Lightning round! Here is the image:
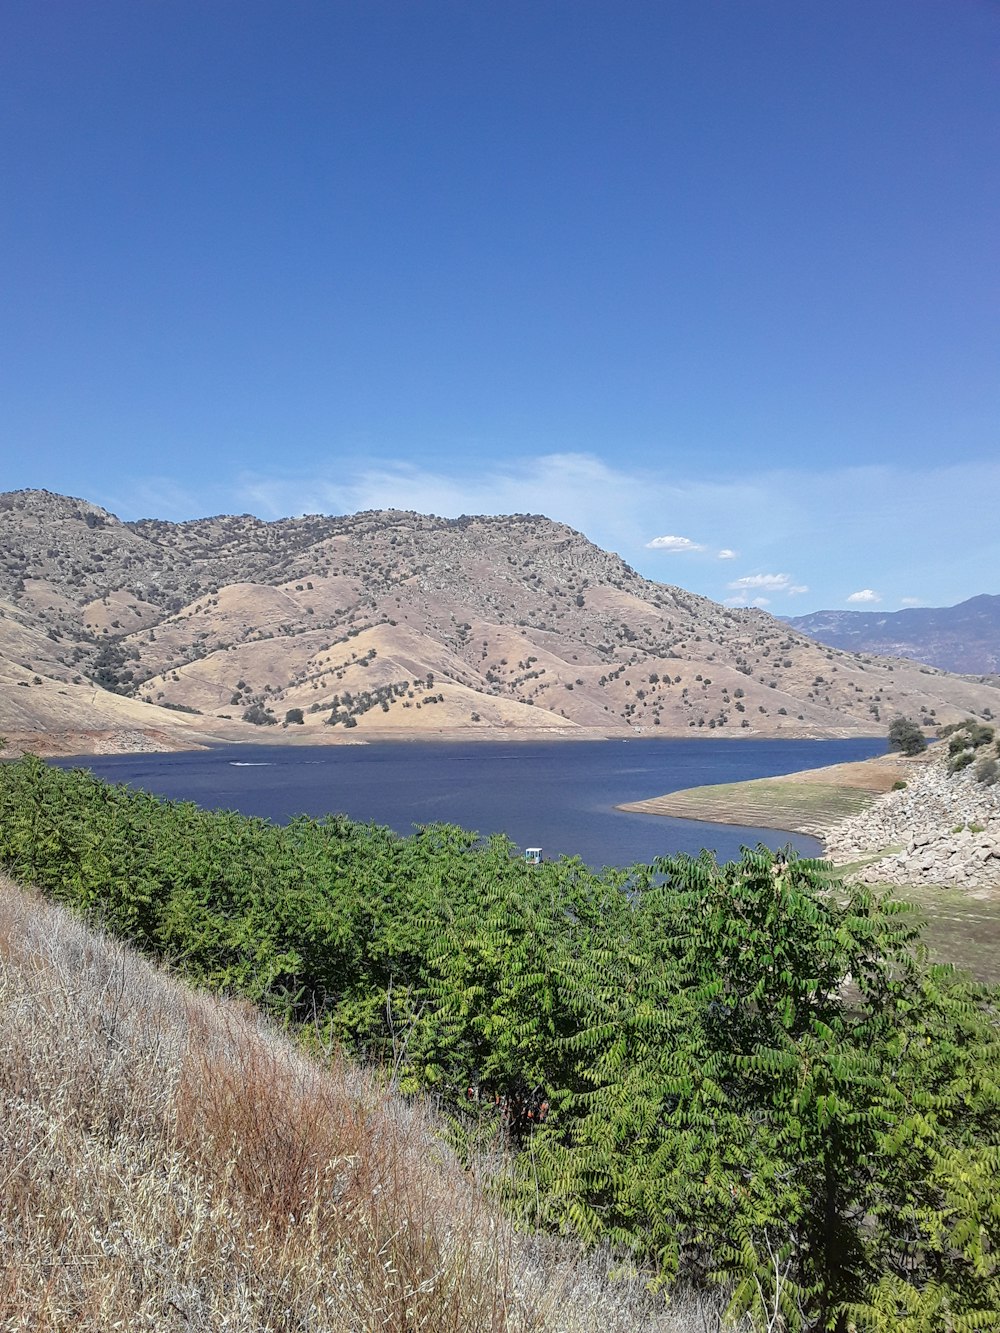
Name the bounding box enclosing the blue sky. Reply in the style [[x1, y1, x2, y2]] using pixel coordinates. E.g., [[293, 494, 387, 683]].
[[2, 1, 997, 614]]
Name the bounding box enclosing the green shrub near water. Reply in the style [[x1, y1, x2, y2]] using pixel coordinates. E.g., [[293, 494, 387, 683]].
[[887, 717, 927, 756], [0, 754, 998, 1331]]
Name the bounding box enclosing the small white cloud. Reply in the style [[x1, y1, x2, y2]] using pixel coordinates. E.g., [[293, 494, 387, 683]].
[[726, 572, 807, 601], [899, 596, 921, 607], [717, 548, 738, 560], [645, 534, 706, 553], [728, 573, 794, 592], [847, 589, 881, 604]]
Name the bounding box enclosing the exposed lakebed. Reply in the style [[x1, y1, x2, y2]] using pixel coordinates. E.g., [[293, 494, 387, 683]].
[[55, 737, 885, 869]]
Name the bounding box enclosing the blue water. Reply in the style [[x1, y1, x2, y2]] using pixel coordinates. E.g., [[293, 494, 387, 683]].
[[54, 737, 885, 871]]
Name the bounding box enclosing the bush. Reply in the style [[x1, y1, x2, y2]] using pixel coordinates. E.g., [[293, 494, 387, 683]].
[[940, 719, 995, 749], [242, 703, 277, 726]]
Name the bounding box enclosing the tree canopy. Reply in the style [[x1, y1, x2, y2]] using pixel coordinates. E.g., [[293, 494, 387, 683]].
[[888, 715, 928, 756]]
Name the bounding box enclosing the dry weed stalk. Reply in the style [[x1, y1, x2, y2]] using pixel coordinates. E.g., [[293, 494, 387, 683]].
[[0, 874, 738, 1331]]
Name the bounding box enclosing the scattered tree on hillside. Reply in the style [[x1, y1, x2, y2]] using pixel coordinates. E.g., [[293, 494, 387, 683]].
[[242, 703, 277, 726]]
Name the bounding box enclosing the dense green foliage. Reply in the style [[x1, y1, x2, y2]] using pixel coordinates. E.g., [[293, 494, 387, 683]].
[[1, 755, 998, 1331]]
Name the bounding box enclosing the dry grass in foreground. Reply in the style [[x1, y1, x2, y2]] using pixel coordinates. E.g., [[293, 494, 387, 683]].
[[0, 874, 738, 1332]]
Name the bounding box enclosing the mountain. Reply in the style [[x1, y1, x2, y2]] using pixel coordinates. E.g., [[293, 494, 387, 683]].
[[783, 595, 1000, 675], [1, 489, 997, 753]]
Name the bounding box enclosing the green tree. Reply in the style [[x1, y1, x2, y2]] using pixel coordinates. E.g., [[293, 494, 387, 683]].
[[888, 715, 927, 755], [520, 848, 1000, 1330], [242, 702, 277, 726]]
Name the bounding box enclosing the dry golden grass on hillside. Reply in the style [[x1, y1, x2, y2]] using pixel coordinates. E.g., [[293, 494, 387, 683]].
[[6, 488, 999, 748], [0, 875, 736, 1332]]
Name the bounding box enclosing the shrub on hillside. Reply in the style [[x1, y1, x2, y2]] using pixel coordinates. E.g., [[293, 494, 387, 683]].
[[939, 718, 995, 749]]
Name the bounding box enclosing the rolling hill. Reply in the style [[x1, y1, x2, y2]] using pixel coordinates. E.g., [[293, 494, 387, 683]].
[[1, 488, 997, 754]]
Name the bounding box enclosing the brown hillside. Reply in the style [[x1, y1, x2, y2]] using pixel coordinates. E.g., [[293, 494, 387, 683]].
[[1, 489, 997, 753]]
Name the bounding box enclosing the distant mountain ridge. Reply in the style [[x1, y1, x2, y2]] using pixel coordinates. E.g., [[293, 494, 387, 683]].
[[1, 489, 997, 753], [783, 595, 1000, 675]]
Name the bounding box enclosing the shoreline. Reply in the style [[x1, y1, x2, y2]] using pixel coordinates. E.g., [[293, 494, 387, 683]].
[[617, 751, 924, 846], [1, 721, 885, 761], [1, 724, 618, 760]]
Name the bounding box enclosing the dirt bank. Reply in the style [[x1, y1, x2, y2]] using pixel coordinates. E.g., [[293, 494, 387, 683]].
[[618, 751, 925, 838]]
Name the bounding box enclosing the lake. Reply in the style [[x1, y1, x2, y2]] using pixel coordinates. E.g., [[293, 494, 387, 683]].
[[54, 737, 885, 870]]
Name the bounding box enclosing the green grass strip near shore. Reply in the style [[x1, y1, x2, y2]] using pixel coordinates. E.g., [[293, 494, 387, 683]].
[[891, 880, 1000, 985], [620, 778, 878, 836]]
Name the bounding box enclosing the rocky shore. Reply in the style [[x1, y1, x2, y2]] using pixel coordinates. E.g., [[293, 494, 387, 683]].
[[824, 739, 1000, 892]]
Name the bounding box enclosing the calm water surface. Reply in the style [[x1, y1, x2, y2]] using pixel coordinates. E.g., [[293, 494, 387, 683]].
[[56, 738, 884, 870]]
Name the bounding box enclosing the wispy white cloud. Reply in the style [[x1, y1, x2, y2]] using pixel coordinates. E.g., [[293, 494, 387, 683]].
[[899, 596, 921, 607], [114, 452, 1000, 614], [234, 452, 643, 548], [847, 589, 881, 604], [728, 573, 799, 593], [98, 476, 212, 521], [726, 573, 809, 605], [645, 534, 706, 553]]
